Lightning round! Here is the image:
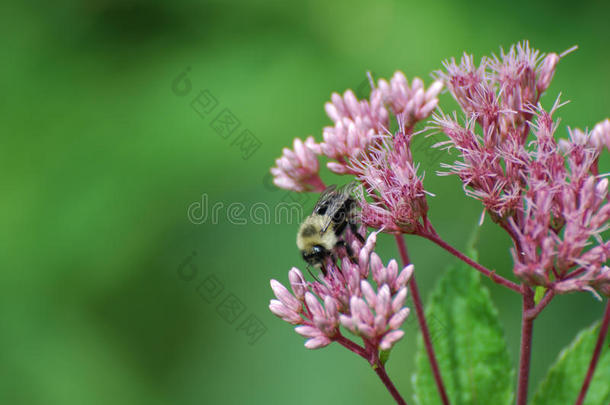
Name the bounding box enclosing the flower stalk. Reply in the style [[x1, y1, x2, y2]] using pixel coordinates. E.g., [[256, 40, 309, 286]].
[[335, 333, 408, 405], [575, 300, 610, 405], [374, 363, 408, 405], [419, 229, 521, 293], [525, 289, 555, 321], [268, 41, 609, 405], [395, 234, 450, 405], [516, 286, 535, 405]]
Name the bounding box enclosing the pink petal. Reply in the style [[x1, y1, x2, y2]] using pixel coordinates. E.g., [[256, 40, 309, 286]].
[[392, 287, 408, 312], [305, 292, 324, 318], [388, 308, 410, 329], [304, 336, 332, 349], [380, 330, 404, 350], [270, 279, 301, 312]]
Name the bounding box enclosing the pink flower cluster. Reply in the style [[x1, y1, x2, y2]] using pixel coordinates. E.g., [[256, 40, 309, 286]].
[[433, 42, 610, 296], [267, 41, 609, 405], [320, 89, 388, 173], [269, 231, 413, 351], [270, 137, 325, 192], [377, 71, 443, 129], [432, 43, 564, 219], [590, 118, 610, 153], [351, 131, 430, 234], [270, 72, 442, 191]]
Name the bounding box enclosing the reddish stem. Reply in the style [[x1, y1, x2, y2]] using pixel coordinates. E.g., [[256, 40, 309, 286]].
[[575, 300, 610, 405], [374, 364, 408, 405], [516, 286, 535, 405], [335, 334, 407, 405], [564, 267, 586, 280], [498, 219, 523, 256], [309, 175, 327, 192], [525, 289, 555, 321], [419, 231, 521, 293], [395, 235, 451, 405], [335, 334, 367, 358]]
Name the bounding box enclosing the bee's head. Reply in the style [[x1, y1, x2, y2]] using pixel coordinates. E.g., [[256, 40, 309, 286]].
[[301, 244, 330, 268]]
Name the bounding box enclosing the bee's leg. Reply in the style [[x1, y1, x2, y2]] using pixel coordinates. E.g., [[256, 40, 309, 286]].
[[333, 219, 348, 236], [345, 199, 365, 243], [349, 221, 365, 243], [326, 255, 339, 276], [306, 265, 322, 282], [336, 240, 357, 264]]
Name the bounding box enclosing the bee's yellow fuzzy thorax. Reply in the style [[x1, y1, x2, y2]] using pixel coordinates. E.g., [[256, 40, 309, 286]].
[[296, 214, 337, 251]]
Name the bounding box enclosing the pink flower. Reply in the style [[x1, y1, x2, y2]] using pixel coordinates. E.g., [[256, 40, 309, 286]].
[[590, 118, 610, 152], [555, 266, 610, 300], [435, 42, 567, 147], [508, 106, 609, 296], [270, 71, 443, 191], [269, 231, 413, 350], [350, 127, 431, 233], [509, 165, 610, 296], [270, 136, 325, 192], [433, 42, 610, 297], [432, 42, 571, 220], [377, 71, 443, 129], [340, 283, 409, 349], [320, 89, 389, 174]]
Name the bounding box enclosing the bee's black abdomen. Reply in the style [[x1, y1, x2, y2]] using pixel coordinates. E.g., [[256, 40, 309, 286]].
[[331, 198, 355, 236], [333, 220, 347, 236]]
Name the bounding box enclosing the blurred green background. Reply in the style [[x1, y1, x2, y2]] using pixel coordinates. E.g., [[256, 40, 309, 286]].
[[2, 0, 609, 404]]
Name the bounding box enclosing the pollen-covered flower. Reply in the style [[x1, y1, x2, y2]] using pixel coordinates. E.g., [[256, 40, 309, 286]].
[[433, 42, 609, 297], [509, 155, 610, 297], [269, 231, 413, 351], [436, 42, 563, 140], [351, 131, 430, 234], [270, 136, 325, 192], [271, 69, 442, 194], [433, 43, 574, 220], [555, 266, 610, 299]]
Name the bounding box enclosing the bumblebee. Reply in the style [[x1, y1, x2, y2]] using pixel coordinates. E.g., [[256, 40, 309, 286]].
[[297, 182, 363, 270]]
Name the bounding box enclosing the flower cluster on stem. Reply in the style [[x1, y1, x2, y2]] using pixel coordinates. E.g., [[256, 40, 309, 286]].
[[270, 230, 413, 353], [269, 70, 447, 405], [270, 71, 441, 191], [433, 42, 610, 298], [268, 41, 609, 405]]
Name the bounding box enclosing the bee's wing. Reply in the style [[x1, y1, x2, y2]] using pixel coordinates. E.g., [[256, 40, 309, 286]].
[[317, 182, 358, 233], [313, 184, 338, 215]]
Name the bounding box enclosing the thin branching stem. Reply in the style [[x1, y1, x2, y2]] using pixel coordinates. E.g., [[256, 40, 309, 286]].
[[419, 230, 521, 293], [517, 285, 535, 405], [575, 300, 610, 405], [335, 334, 367, 358], [374, 364, 408, 405], [335, 334, 407, 405], [525, 289, 555, 321], [394, 234, 451, 405]]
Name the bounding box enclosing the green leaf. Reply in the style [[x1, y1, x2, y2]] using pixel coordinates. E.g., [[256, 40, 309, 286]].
[[379, 348, 391, 366], [534, 286, 546, 305], [532, 320, 610, 405], [412, 251, 514, 405]]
